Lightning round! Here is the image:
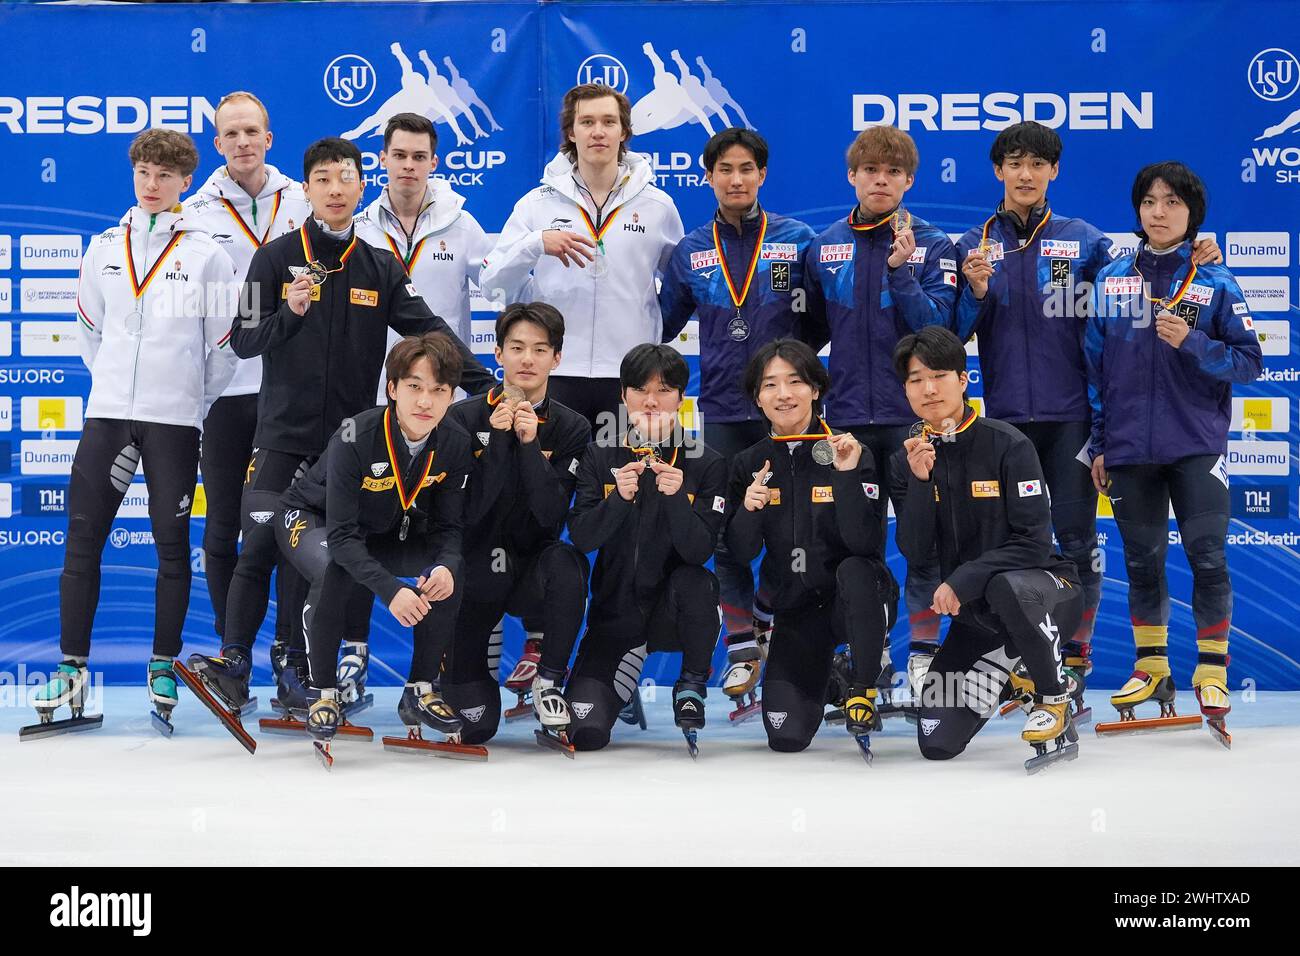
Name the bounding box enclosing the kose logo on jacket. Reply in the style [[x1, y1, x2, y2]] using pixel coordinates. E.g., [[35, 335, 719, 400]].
[[1225, 440, 1290, 476], [852, 91, 1153, 131], [1231, 485, 1288, 520]]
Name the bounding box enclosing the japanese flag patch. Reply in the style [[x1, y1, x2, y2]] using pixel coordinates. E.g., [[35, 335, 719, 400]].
[[943, 271, 957, 287], [1018, 479, 1043, 498], [406, 283, 419, 298]]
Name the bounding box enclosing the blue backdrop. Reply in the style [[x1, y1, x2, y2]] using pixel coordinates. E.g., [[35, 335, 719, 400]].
[[1, 1, 1297, 695]]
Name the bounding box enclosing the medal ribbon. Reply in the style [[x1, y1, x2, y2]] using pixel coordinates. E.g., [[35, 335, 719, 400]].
[[577, 204, 624, 254], [849, 209, 908, 234], [486, 385, 548, 423], [1133, 256, 1198, 311], [918, 406, 979, 442], [300, 224, 358, 277], [771, 417, 833, 444], [220, 189, 283, 247], [124, 221, 185, 302], [625, 435, 680, 467], [383, 233, 428, 276], [384, 406, 437, 513], [978, 207, 1053, 254], [713, 211, 767, 314]]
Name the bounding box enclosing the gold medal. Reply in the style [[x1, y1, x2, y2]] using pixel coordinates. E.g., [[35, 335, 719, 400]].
[[306, 261, 329, 287]]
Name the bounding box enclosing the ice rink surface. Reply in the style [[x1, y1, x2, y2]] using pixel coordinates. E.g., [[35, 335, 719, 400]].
[[3, 686, 1297, 867]]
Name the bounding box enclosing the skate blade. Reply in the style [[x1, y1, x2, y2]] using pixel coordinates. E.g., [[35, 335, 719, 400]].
[[1072, 705, 1093, 727], [1024, 740, 1080, 775], [878, 702, 917, 722], [616, 694, 648, 730], [341, 693, 374, 717], [1206, 719, 1232, 750], [172, 661, 256, 754], [728, 699, 762, 724], [237, 697, 259, 718], [823, 708, 845, 726], [381, 735, 489, 761], [19, 714, 104, 741], [502, 702, 534, 722], [258, 717, 373, 741], [534, 728, 575, 758], [682, 728, 699, 759], [854, 734, 873, 766], [151, 710, 175, 737], [314, 741, 333, 771], [1094, 714, 1202, 737], [999, 697, 1031, 718]]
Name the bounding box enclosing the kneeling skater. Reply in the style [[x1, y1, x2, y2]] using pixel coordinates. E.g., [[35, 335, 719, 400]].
[[891, 326, 1083, 773], [725, 340, 898, 759]]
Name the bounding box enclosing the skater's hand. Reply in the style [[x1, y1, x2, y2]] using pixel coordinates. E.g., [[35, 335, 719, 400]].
[[744, 460, 772, 511], [1191, 237, 1223, 266], [904, 435, 936, 480], [648, 458, 683, 495], [1091, 454, 1109, 497], [1156, 310, 1189, 349], [829, 432, 862, 471], [513, 401, 539, 444], [286, 274, 314, 316], [931, 582, 961, 616], [489, 396, 515, 432], [542, 230, 596, 268], [614, 459, 645, 501], [963, 247, 994, 299], [389, 588, 431, 627], [418, 567, 455, 603], [887, 227, 916, 269]]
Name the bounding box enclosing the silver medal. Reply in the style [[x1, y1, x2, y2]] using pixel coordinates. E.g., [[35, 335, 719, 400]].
[[126, 308, 144, 336], [399, 513, 410, 542], [811, 439, 834, 466], [590, 253, 609, 278]]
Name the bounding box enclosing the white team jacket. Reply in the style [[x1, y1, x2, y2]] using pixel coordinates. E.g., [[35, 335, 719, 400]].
[[75, 207, 239, 430], [479, 151, 684, 378], [182, 164, 311, 397]]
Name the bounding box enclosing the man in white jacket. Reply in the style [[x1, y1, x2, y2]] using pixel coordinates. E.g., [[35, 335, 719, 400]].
[[356, 111, 490, 402], [480, 84, 684, 432], [182, 92, 311, 658], [30, 129, 238, 729]]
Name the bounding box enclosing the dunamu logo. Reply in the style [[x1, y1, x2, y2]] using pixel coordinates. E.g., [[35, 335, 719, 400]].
[[49, 886, 151, 936]]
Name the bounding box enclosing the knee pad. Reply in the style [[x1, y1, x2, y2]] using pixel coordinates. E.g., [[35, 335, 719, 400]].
[[761, 679, 819, 753], [441, 678, 502, 746], [564, 676, 620, 752], [916, 710, 970, 760], [540, 541, 590, 583]]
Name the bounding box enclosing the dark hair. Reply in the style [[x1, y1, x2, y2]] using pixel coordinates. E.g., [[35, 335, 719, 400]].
[[893, 326, 967, 383], [619, 343, 689, 395], [743, 339, 831, 405], [559, 84, 633, 162], [1131, 161, 1207, 244], [383, 112, 438, 154], [703, 128, 769, 172], [302, 137, 364, 181], [385, 332, 463, 391], [989, 121, 1062, 166], [496, 302, 565, 353], [129, 129, 199, 177]]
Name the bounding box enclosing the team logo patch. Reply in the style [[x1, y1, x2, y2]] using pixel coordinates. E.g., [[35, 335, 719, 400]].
[[767, 711, 788, 729], [1018, 480, 1043, 498], [250, 511, 274, 525], [282, 282, 321, 301], [768, 487, 782, 506], [939, 258, 957, 271], [862, 482, 879, 499], [1104, 276, 1143, 296], [971, 480, 1000, 498], [568, 458, 579, 475], [906, 246, 927, 265], [288, 265, 308, 279], [476, 432, 490, 446], [462, 705, 486, 723], [820, 243, 853, 263], [1233, 302, 1250, 315], [572, 702, 594, 719], [603, 483, 616, 499], [421, 472, 447, 487], [689, 249, 720, 271], [769, 260, 791, 292], [363, 476, 396, 491], [760, 242, 798, 261], [350, 288, 378, 307], [282, 509, 300, 529], [1182, 283, 1215, 306], [406, 283, 418, 298], [712, 495, 726, 513], [370, 462, 389, 477], [811, 485, 834, 503], [920, 718, 941, 737], [1039, 239, 1079, 259], [1049, 259, 1072, 289], [1176, 303, 1200, 329], [542, 450, 554, 460]]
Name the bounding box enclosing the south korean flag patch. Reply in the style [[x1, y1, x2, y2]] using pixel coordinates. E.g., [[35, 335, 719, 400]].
[[1018, 479, 1043, 498], [862, 482, 880, 500], [712, 495, 726, 513], [406, 283, 419, 298]]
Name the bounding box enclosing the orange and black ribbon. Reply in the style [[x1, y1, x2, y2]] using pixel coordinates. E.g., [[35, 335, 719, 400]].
[[486, 385, 548, 423], [771, 417, 833, 445], [714, 211, 767, 318], [299, 223, 358, 278], [849, 208, 909, 234], [625, 435, 680, 467], [220, 189, 283, 247], [383, 406, 437, 513], [124, 221, 186, 303], [1134, 257, 1198, 312], [977, 208, 1053, 255], [917, 406, 979, 443]]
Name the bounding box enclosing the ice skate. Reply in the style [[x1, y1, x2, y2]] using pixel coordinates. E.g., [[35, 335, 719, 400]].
[[616, 687, 648, 730], [532, 675, 571, 729], [673, 677, 707, 759], [172, 659, 257, 754], [336, 641, 373, 715], [1195, 678, 1232, 750], [907, 650, 934, 708], [999, 662, 1036, 717], [1023, 695, 1080, 774], [843, 685, 880, 765], [384, 682, 486, 760], [1095, 671, 1201, 738], [185, 647, 252, 711], [722, 652, 762, 724], [307, 687, 340, 769], [503, 636, 542, 721], [822, 647, 853, 725], [20, 661, 103, 741], [148, 659, 178, 736]]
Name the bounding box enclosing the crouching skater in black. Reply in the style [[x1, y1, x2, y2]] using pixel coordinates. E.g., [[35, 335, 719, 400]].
[[565, 344, 727, 755], [890, 326, 1083, 773], [441, 302, 592, 744], [275, 333, 473, 759], [725, 340, 898, 759]]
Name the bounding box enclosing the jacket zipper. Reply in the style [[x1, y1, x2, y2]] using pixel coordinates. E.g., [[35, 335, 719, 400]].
[[126, 221, 153, 421]]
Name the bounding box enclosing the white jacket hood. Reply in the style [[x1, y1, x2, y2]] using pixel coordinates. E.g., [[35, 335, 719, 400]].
[[539, 150, 658, 205], [359, 177, 468, 236]]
